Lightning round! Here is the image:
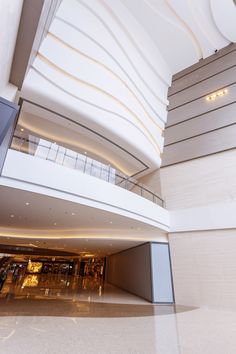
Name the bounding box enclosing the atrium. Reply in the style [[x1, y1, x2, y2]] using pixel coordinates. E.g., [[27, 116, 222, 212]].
[[0, 0, 236, 353]]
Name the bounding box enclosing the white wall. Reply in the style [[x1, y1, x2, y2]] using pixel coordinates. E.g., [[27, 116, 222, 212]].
[[0, 0, 23, 101], [170, 201, 236, 232]]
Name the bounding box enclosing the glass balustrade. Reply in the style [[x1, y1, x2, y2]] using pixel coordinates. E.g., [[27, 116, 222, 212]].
[[10, 134, 164, 206]]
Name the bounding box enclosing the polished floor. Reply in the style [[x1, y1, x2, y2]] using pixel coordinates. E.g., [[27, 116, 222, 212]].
[[0, 275, 236, 353]]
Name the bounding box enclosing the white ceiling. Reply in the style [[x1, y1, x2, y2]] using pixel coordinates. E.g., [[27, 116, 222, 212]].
[[0, 185, 167, 255], [0, 235, 143, 257], [121, 0, 235, 73]]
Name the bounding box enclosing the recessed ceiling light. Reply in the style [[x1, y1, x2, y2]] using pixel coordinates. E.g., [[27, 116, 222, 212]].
[[84, 151, 87, 155], [109, 221, 113, 224], [53, 222, 57, 226], [71, 212, 75, 216], [20, 128, 24, 132], [10, 214, 14, 218], [25, 202, 30, 206]]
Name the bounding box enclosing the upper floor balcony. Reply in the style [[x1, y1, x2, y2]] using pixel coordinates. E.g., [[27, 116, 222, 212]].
[[0, 133, 169, 233], [11, 133, 164, 207]]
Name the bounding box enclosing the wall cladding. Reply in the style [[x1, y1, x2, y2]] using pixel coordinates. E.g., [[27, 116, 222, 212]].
[[137, 169, 162, 198], [107, 243, 153, 301], [169, 230, 236, 309], [162, 43, 236, 166], [107, 242, 174, 303], [160, 148, 236, 210]]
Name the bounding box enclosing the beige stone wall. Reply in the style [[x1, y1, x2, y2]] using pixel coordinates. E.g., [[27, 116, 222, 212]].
[[137, 169, 162, 200], [169, 230, 236, 309], [160, 148, 236, 210]]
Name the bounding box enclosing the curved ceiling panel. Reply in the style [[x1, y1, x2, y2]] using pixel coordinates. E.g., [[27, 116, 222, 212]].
[[121, 0, 231, 73], [21, 0, 172, 172], [21, 0, 235, 173], [210, 0, 236, 43]]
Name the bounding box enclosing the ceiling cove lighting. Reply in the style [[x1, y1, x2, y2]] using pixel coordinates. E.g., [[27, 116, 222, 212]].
[[206, 88, 228, 101]]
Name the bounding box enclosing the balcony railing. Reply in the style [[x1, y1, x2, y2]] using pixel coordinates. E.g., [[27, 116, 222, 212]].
[[11, 134, 164, 206]]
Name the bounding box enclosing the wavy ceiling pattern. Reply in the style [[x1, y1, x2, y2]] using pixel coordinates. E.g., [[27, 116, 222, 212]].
[[22, 0, 172, 172], [122, 0, 235, 73], [21, 0, 235, 173]]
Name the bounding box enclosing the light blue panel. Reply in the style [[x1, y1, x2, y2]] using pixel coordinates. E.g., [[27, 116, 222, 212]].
[[151, 243, 174, 303]]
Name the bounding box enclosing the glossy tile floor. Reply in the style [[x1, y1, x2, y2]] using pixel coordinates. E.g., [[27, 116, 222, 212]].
[[0, 275, 236, 353]]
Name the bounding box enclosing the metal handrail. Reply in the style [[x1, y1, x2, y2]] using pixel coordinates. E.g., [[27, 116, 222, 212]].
[[10, 134, 164, 206]]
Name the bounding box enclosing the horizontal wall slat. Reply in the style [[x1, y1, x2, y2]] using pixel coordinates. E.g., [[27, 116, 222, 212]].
[[168, 66, 236, 110], [164, 102, 236, 145], [169, 50, 236, 96], [172, 43, 236, 82], [162, 125, 236, 166], [166, 82, 236, 127]]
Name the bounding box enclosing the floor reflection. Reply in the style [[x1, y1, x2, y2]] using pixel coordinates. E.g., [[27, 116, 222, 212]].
[[0, 272, 196, 318]]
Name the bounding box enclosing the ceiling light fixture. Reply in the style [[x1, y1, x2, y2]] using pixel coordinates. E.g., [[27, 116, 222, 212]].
[[25, 202, 30, 206], [10, 214, 14, 218], [20, 128, 24, 132], [206, 88, 228, 101]]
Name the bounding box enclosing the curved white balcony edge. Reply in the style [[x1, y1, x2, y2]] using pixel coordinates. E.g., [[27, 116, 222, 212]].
[[2, 150, 170, 232]]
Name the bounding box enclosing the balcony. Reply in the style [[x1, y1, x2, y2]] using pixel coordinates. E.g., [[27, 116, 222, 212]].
[[11, 134, 164, 206]]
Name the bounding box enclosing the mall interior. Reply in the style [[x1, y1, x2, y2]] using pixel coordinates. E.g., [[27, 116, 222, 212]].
[[0, 0, 236, 353]]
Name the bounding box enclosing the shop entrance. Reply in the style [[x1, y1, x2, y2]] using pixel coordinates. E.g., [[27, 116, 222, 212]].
[[0, 254, 106, 299]]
